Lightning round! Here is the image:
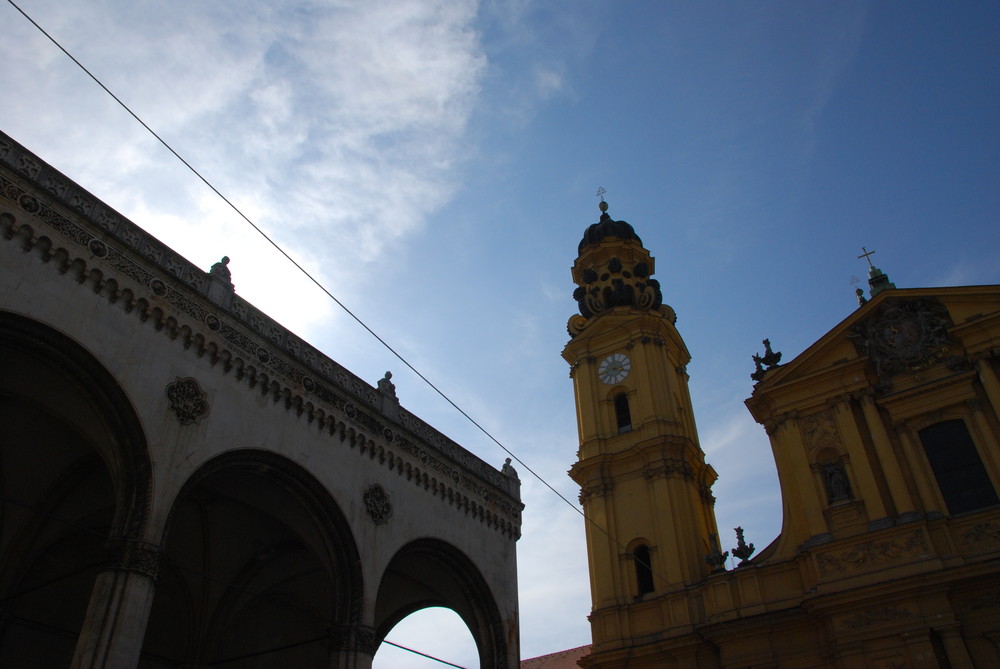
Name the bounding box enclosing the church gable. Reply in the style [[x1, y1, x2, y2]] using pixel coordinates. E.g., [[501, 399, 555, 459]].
[[747, 286, 1000, 418]]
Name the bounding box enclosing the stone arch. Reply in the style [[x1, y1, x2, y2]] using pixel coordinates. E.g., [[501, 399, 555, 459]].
[[140, 449, 363, 668], [375, 538, 508, 669], [0, 311, 152, 666]]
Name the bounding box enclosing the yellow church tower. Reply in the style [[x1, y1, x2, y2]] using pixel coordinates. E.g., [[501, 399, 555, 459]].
[[563, 200, 723, 661], [561, 200, 1000, 666]]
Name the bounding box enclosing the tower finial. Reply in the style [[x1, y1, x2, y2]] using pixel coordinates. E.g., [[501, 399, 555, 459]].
[[857, 246, 896, 297], [596, 187, 608, 213]]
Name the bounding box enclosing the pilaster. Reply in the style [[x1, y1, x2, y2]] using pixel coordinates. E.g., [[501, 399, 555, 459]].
[[774, 416, 829, 543], [975, 356, 1000, 421], [859, 393, 918, 518], [830, 395, 887, 522], [967, 399, 1000, 492], [894, 420, 944, 517]]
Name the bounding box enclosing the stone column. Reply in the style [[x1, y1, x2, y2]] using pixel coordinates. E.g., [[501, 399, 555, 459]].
[[936, 625, 974, 669], [71, 540, 160, 669], [975, 356, 1000, 421], [859, 394, 917, 518]]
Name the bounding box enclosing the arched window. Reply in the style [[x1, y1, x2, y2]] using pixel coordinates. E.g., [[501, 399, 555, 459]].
[[919, 419, 999, 515], [633, 545, 654, 596], [614, 393, 632, 433]]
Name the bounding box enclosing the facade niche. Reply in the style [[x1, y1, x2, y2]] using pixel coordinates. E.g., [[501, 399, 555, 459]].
[[823, 460, 853, 504], [919, 419, 999, 515]]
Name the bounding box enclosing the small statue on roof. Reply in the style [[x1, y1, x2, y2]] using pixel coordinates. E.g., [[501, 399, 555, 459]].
[[502, 457, 519, 479], [751, 338, 782, 383], [731, 526, 756, 567], [209, 256, 233, 286], [377, 371, 397, 399]]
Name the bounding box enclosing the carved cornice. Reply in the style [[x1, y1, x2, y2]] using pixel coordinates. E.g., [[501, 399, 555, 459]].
[[0, 132, 523, 539]]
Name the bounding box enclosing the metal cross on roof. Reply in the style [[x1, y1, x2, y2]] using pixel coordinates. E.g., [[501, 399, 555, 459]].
[[595, 186, 607, 202], [857, 246, 877, 268]]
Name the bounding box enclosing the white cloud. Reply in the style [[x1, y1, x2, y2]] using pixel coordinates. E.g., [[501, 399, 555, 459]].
[[1, 0, 487, 304]]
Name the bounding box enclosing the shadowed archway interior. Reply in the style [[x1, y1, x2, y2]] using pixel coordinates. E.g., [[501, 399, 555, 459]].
[[0, 313, 151, 667], [140, 452, 363, 668]]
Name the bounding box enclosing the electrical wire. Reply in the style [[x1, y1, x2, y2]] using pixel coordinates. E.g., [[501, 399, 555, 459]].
[[4, 0, 671, 596], [4, 0, 576, 525]]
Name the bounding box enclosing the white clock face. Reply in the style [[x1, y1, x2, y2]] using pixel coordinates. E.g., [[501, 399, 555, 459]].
[[598, 353, 631, 384]]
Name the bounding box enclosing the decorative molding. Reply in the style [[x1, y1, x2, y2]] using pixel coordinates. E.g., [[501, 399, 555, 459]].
[[815, 530, 928, 577], [643, 458, 694, 481], [579, 478, 614, 504], [363, 484, 392, 525], [0, 131, 523, 539], [165, 376, 209, 425], [329, 624, 380, 655], [801, 410, 841, 453], [961, 521, 1000, 551], [103, 539, 162, 580], [959, 587, 1000, 612], [839, 606, 911, 630]]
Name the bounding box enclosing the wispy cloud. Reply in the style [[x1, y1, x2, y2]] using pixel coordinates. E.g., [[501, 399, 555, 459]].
[[1, 0, 486, 336]]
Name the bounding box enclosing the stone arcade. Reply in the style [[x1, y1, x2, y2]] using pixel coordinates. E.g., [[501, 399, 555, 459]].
[[0, 130, 522, 668]]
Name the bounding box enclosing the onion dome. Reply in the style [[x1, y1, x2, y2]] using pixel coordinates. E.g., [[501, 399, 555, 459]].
[[578, 200, 643, 254], [568, 201, 669, 338]]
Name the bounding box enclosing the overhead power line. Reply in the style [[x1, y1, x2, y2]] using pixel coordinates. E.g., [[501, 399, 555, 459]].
[[5, 0, 670, 598]]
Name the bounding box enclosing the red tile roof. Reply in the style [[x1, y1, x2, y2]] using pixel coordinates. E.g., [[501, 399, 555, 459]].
[[521, 645, 591, 669]]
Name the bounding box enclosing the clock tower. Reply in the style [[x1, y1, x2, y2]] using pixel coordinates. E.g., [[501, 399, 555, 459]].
[[563, 201, 722, 659]]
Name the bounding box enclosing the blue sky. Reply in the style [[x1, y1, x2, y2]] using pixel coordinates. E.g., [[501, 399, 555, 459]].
[[2, 1, 998, 666]]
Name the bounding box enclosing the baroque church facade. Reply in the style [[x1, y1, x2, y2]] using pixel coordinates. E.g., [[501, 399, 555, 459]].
[[562, 202, 1000, 667], [0, 130, 523, 668]]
